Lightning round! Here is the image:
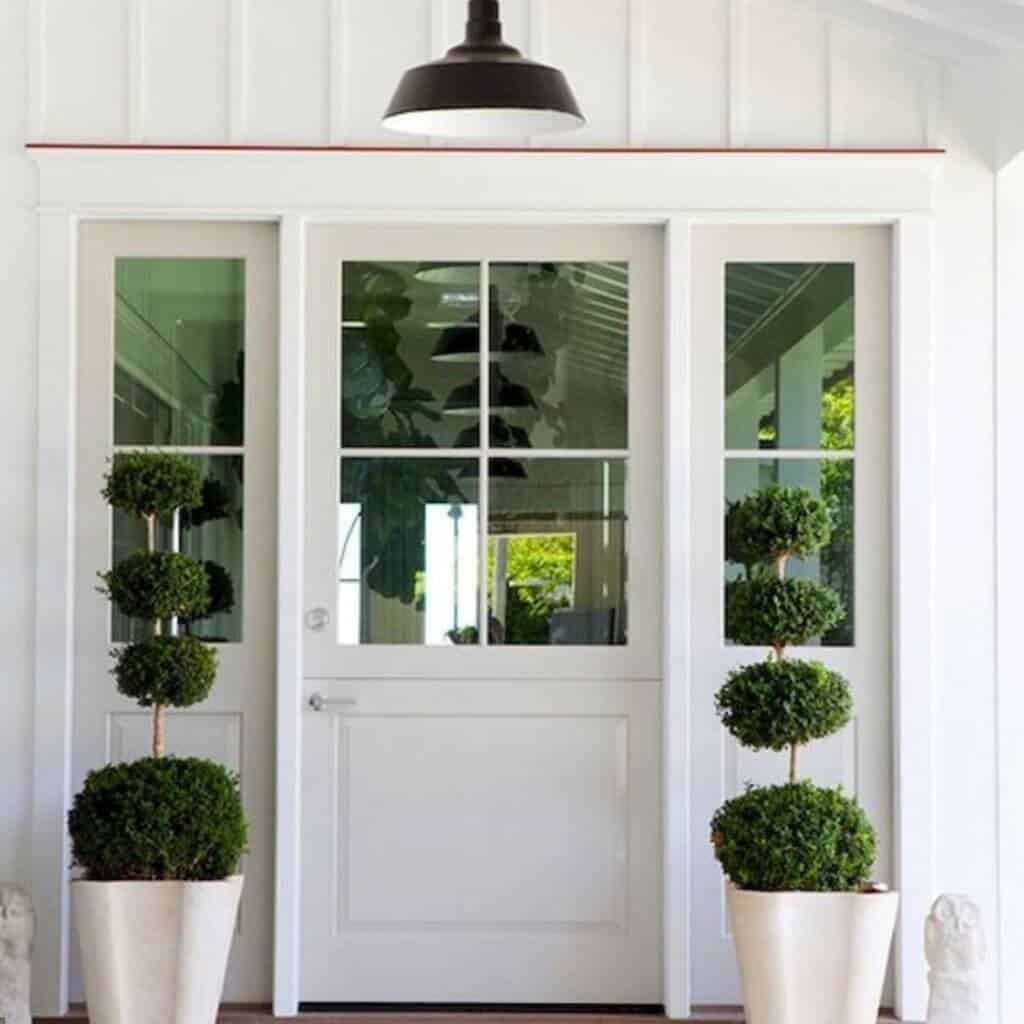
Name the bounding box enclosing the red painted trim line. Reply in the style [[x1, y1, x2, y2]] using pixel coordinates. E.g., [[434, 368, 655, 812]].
[[25, 142, 945, 155]]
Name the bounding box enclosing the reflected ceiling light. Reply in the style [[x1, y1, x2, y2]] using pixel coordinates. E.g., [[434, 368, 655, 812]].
[[455, 417, 532, 448], [415, 263, 481, 287], [462, 458, 528, 480], [443, 372, 537, 417], [432, 320, 544, 362], [382, 0, 585, 139]]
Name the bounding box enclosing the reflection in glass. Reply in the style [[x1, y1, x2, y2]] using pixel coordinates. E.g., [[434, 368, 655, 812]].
[[487, 263, 629, 449], [339, 459, 479, 644], [114, 259, 245, 446], [112, 455, 244, 643], [724, 458, 854, 646], [724, 263, 854, 451], [489, 459, 627, 646], [341, 262, 480, 448]]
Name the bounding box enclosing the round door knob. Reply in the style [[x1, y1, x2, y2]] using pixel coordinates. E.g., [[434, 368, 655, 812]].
[[305, 607, 330, 632]]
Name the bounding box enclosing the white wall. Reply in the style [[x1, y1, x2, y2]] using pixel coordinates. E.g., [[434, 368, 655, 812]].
[[4, 0, 1012, 1017]]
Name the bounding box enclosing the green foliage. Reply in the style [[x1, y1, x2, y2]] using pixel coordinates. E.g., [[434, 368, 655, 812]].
[[184, 476, 232, 530], [342, 459, 464, 604], [112, 636, 217, 708], [68, 757, 247, 881], [99, 551, 210, 622], [189, 561, 235, 622], [725, 576, 844, 649], [715, 659, 852, 751], [102, 451, 201, 519], [710, 782, 876, 892], [725, 485, 832, 571], [489, 534, 575, 644]]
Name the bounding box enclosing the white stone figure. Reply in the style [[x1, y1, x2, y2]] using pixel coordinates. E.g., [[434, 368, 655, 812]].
[[926, 894, 986, 1024], [0, 884, 33, 1024]]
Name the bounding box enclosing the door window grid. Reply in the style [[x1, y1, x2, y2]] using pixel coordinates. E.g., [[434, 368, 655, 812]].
[[338, 260, 631, 647]]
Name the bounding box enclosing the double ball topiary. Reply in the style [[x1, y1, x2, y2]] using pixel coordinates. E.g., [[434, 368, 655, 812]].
[[103, 451, 202, 519], [725, 576, 844, 651], [711, 781, 876, 892], [716, 659, 852, 752], [713, 485, 876, 893], [112, 635, 217, 708], [69, 757, 247, 881], [100, 551, 210, 622]]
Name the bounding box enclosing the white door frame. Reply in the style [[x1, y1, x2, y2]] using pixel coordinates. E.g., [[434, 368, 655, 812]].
[[28, 147, 939, 1021]]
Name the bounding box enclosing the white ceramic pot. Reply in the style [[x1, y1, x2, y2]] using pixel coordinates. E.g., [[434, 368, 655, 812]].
[[727, 885, 899, 1024], [72, 875, 243, 1024]]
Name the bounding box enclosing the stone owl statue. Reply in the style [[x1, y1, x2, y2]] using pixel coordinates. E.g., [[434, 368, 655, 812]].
[[925, 894, 985, 1024]]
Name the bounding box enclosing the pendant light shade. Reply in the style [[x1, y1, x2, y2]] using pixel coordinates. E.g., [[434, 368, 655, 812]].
[[432, 321, 544, 362], [443, 372, 537, 417], [383, 0, 585, 138]]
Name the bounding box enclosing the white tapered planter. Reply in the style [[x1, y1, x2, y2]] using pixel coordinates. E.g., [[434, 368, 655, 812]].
[[727, 885, 898, 1024], [73, 875, 243, 1024]]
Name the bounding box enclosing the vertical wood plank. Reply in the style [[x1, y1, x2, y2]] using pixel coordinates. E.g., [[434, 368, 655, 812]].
[[727, 0, 745, 146], [329, 0, 347, 144], [28, 0, 46, 139], [229, 0, 248, 141], [127, 0, 146, 140], [628, 0, 648, 146]]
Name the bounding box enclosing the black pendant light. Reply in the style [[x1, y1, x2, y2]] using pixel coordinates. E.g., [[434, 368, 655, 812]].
[[443, 371, 537, 417], [456, 417, 532, 448], [383, 0, 585, 138], [432, 320, 544, 362]]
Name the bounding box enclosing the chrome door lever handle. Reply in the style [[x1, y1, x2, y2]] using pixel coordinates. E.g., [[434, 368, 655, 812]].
[[308, 691, 357, 712]]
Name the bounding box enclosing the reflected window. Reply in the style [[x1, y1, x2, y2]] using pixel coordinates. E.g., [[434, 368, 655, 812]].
[[725, 263, 853, 451], [339, 459, 479, 645], [115, 259, 245, 446], [488, 459, 627, 646]]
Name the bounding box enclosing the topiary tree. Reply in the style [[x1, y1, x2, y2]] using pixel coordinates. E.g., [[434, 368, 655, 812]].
[[713, 484, 877, 892], [70, 452, 247, 883]]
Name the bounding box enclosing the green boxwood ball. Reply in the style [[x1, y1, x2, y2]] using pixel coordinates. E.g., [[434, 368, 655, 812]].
[[715, 659, 852, 750], [102, 451, 202, 518], [710, 781, 876, 891], [112, 635, 217, 708], [69, 757, 247, 881], [726, 485, 832, 569], [99, 551, 210, 621], [726, 576, 844, 648]]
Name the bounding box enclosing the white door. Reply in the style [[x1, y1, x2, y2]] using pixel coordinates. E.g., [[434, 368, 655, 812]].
[[74, 222, 278, 1001], [300, 225, 663, 1005], [689, 226, 893, 1004]]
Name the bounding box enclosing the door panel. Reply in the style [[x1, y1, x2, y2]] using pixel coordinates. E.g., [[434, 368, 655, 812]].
[[300, 679, 661, 1003], [689, 226, 892, 1003], [300, 225, 663, 1004]]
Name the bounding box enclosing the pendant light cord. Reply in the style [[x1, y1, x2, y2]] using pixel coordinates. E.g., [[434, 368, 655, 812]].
[[466, 0, 502, 46]]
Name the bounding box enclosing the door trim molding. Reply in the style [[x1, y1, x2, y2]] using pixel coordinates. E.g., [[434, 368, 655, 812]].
[[30, 148, 938, 1022]]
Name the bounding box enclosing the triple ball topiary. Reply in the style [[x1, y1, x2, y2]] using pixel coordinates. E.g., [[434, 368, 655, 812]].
[[713, 484, 876, 893], [70, 451, 247, 882]]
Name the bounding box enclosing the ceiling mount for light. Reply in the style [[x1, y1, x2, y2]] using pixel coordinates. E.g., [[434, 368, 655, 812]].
[[382, 0, 585, 139]]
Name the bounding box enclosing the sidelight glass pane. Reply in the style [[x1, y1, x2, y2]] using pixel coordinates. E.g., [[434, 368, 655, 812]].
[[724, 457, 854, 646], [724, 263, 854, 451], [488, 459, 627, 646], [339, 458, 479, 644], [114, 259, 245, 446], [487, 262, 629, 450], [112, 455, 244, 643], [341, 262, 481, 448]]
